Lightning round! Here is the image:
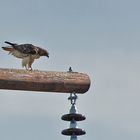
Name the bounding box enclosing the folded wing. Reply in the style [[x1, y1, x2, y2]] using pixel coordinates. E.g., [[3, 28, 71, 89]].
[[4, 41, 37, 55]]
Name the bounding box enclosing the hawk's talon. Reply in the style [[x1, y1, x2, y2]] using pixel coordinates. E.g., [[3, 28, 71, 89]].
[[29, 68, 33, 71], [27, 67, 33, 71]]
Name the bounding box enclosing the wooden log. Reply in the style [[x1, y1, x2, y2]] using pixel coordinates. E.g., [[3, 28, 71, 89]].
[[0, 68, 90, 94]]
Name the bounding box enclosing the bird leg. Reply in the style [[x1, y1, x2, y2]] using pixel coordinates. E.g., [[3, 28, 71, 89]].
[[25, 65, 29, 71], [28, 58, 34, 71]]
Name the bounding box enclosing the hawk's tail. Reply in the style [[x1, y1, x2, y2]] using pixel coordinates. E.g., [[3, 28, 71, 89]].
[[2, 47, 13, 52]]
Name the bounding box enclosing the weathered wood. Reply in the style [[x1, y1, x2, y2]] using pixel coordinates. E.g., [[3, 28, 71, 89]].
[[0, 68, 90, 94]]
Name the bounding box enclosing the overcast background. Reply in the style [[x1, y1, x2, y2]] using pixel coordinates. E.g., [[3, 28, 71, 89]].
[[0, 0, 140, 140]]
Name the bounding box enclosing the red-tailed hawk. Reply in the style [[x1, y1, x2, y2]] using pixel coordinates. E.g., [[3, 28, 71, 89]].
[[2, 41, 49, 70]]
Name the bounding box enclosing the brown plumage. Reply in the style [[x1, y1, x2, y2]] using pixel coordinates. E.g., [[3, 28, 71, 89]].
[[2, 41, 49, 70]]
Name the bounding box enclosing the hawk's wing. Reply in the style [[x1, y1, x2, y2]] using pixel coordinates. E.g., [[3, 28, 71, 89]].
[[13, 44, 37, 54], [5, 41, 37, 55]]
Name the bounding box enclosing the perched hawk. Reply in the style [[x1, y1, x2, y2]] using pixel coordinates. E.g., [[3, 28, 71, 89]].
[[2, 41, 49, 70]]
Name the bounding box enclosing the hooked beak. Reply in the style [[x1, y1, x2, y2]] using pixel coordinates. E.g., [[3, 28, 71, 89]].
[[46, 54, 49, 58]]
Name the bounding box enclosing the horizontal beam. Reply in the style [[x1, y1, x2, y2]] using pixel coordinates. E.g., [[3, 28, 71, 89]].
[[0, 68, 90, 94]]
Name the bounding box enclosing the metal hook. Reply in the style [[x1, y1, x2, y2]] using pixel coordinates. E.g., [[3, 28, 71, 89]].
[[68, 93, 78, 105]]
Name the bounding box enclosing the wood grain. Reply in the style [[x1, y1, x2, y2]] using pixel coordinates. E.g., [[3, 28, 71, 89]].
[[0, 68, 91, 94]]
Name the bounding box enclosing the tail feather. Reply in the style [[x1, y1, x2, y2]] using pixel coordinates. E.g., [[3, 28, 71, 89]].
[[2, 47, 13, 52], [5, 41, 17, 46]]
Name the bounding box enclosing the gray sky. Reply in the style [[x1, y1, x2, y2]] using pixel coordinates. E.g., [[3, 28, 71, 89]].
[[0, 0, 140, 140]]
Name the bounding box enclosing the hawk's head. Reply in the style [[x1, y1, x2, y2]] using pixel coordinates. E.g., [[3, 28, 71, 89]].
[[37, 47, 49, 58]]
